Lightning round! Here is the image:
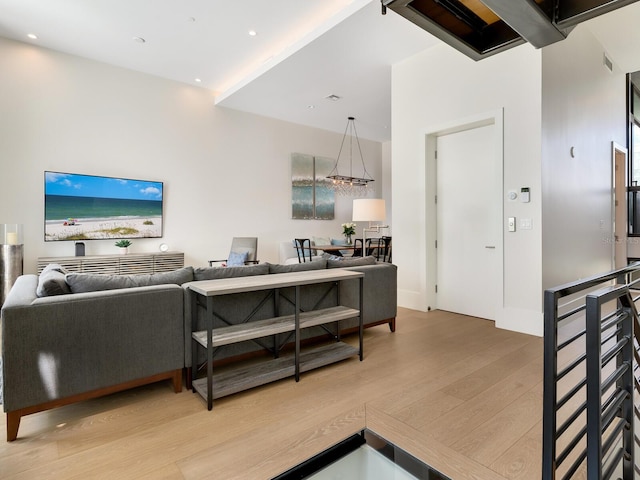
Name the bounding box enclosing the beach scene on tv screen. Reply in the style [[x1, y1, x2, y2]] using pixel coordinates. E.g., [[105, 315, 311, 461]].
[[44, 171, 163, 241]]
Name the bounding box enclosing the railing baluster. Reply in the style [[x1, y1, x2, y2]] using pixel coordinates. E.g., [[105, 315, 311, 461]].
[[543, 263, 640, 479], [585, 293, 603, 479]]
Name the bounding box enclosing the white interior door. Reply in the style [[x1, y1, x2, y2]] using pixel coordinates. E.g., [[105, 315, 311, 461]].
[[436, 124, 502, 320]]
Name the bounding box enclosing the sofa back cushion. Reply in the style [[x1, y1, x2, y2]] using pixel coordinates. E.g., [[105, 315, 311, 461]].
[[267, 260, 327, 274], [36, 263, 72, 297], [327, 256, 377, 268], [65, 266, 194, 293], [193, 263, 269, 281]]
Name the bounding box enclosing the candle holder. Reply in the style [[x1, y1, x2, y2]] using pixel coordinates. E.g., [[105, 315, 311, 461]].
[[2, 224, 23, 245], [1, 224, 24, 305]]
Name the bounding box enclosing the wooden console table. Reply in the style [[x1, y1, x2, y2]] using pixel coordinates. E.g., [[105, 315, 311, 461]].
[[37, 252, 184, 275], [189, 268, 364, 410]]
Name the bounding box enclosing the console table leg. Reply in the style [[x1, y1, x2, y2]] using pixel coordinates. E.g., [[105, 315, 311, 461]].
[[206, 296, 214, 410], [295, 285, 300, 382], [359, 276, 364, 361]]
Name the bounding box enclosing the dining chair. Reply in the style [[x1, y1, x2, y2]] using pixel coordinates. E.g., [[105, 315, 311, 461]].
[[365, 238, 382, 259], [369, 236, 392, 262], [209, 237, 259, 267], [381, 236, 392, 262], [352, 238, 364, 257], [294, 238, 313, 263]]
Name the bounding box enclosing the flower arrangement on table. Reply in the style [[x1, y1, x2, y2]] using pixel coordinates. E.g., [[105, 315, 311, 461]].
[[341, 222, 356, 244]]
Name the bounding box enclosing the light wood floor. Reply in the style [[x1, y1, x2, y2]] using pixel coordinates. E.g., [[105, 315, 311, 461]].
[[0, 307, 543, 479]]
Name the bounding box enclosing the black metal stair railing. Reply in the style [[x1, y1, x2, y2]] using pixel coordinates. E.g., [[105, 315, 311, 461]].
[[543, 263, 640, 479]]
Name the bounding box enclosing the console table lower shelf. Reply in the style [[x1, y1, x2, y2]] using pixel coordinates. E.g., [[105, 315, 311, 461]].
[[192, 342, 358, 401], [188, 269, 365, 409]]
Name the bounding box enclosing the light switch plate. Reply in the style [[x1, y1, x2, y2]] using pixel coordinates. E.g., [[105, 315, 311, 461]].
[[508, 217, 516, 232]]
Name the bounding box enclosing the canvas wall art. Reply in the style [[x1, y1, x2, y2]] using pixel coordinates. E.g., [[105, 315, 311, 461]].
[[291, 153, 335, 220]]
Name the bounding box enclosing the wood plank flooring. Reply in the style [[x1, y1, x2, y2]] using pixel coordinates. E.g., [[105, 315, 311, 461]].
[[0, 307, 543, 479]]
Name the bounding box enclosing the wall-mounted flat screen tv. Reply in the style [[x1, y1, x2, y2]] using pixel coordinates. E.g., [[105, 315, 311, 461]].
[[44, 171, 163, 242]]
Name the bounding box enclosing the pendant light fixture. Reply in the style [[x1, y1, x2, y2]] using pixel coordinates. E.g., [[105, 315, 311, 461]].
[[326, 117, 374, 196]]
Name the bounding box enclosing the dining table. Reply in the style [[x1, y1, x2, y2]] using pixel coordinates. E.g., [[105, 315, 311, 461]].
[[309, 244, 358, 257]]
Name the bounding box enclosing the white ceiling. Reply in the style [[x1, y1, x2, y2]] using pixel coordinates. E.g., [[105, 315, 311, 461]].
[[0, 0, 639, 143], [0, 0, 438, 142], [581, 2, 640, 75]]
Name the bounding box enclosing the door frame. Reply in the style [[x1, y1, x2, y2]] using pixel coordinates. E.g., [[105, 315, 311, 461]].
[[424, 109, 504, 315], [612, 141, 628, 268]]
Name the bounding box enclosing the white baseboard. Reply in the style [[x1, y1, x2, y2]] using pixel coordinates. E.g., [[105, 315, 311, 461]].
[[496, 307, 543, 337], [397, 291, 543, 337], [397, 289, 430, 312]]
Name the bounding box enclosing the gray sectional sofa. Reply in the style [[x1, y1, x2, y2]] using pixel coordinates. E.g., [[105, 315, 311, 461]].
[[1, 256, 397, 441]]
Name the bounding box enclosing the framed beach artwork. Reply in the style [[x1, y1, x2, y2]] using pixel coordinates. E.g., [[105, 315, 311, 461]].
[[291, 153, 335, 220], [44, 171, 164, 241]]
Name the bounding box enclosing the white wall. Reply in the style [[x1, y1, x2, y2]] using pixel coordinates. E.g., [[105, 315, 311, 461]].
[[391, 43, 543, 335], [0, 37, 385, 274], [541, 26, 627, 288]]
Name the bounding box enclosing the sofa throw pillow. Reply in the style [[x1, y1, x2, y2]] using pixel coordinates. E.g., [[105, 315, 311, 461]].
[[226, 250, 248, 267], [65, 266, 194, 293], [267, 259, 327, 274], [36, 263, 72, 297], [194, 262, 269, 281], [327, 255, 377, 268]]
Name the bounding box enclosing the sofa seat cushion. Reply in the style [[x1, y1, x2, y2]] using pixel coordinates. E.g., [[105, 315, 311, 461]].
[[327, 255, 377, 268], [193, 262, 269, 281], [36, 264, 72, 297], [65, 266, 194, 293]]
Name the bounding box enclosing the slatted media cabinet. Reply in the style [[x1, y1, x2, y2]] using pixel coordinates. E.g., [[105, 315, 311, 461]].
[[37, 252, 184, 275], [189, 268, 364, 410]]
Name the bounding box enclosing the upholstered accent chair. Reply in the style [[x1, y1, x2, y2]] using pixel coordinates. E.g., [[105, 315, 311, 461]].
[[209, 237, 259, 267]]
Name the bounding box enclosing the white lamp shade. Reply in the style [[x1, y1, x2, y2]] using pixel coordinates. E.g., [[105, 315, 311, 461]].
[[352, 199, 386, 222]]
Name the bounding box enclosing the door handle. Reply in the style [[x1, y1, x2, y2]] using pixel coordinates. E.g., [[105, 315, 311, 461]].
[[485, 246, 496, 249]]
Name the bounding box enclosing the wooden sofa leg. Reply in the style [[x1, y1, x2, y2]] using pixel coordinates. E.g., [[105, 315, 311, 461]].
[[172, 369, 183, 393], [389, 318, 396, 333], [7, 411, 21, 442]]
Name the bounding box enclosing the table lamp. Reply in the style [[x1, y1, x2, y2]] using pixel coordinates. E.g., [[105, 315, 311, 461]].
[[352, 199, 389, 247]]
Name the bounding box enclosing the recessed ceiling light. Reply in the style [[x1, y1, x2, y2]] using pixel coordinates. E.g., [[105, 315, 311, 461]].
[[325, 94, 341, 102], [195, 78, 202, 83], [248, 30, 257, 37], [132, 36, 146, 44], [27, 33, 38, 40], [307, 105, 316, 109]]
